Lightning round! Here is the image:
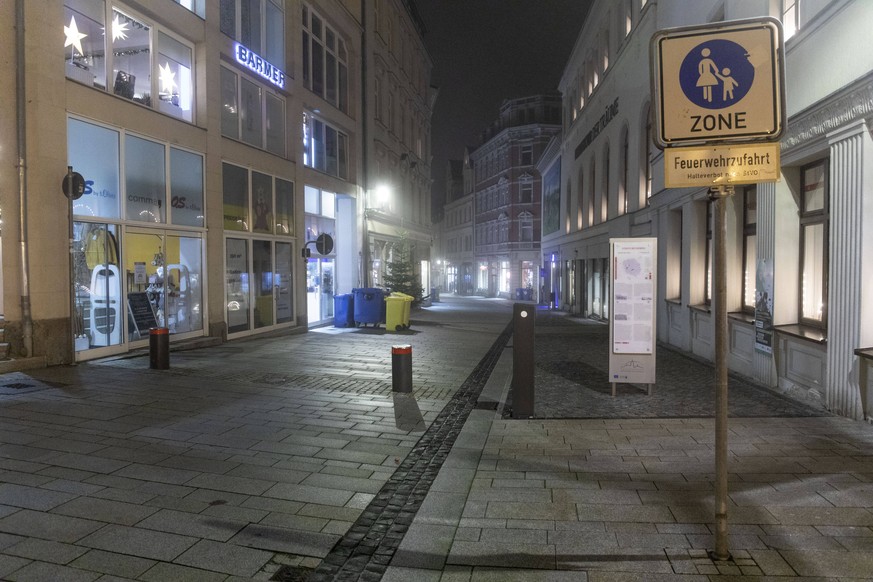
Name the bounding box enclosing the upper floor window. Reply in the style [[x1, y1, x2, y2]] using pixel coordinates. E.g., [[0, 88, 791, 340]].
[[521, 145, 533, 166], [302, 112, 348, 180], [302, 4, 349, 113], [519, 211, 534, 242], [64, 1, 194, 122], [221, 65, 286, 156], [520, 181, 533, 204], [624, 0, 633, 36], [221, 0, 285, 71], [799, 159, 829, 327], [172, 0, 205, 18], [783, 0, 799, 40]]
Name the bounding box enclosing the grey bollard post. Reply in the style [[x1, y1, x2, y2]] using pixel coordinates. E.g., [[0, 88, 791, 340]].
[[511, 303, 535, 418], [149, 327, 170, 370], [392, 344, 412, 393]]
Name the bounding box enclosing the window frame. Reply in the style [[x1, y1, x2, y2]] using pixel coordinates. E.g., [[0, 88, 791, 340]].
[[741, 186, 757, 314], [798, 159, 829, 328], [63, 0, 196, 122], [220, 64, 286, 156], [302, 3, 349, 113]]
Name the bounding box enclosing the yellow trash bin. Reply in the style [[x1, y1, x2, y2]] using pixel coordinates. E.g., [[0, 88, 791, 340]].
[[385, 292, 413, 331]]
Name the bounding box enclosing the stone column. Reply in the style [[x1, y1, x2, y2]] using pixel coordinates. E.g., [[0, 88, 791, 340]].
[[826, 120, 873, 419]]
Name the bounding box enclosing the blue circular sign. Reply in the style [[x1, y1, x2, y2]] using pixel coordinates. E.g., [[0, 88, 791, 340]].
[[679, 39, 754, 110]]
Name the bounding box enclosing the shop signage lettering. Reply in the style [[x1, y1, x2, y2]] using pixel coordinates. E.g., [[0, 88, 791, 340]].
[[235, 43, 285, 89], [82, 180, 116, 199], [128, 194, 161, 206], [574, 97, 619, 159], [171, 196, 202, 212]]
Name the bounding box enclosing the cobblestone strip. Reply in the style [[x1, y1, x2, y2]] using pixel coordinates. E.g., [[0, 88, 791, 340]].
[[309, 322, 513, 581]]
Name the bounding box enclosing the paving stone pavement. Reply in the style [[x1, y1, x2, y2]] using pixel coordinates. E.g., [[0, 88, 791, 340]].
[[3, 298, 873, 581]]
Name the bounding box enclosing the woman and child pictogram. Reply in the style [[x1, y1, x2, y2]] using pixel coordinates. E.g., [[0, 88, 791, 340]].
[[696, 47, 739, 103]]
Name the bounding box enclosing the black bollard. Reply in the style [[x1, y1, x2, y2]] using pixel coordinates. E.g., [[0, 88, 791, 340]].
[[149, 327, 170, 370], [392, 344, 412, 393], [511, 303, 535, 418]]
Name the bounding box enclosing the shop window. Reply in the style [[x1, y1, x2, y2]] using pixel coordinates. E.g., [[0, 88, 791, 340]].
[[73, 222, 122, 349], [69, 118, 203, 226], [170, 147, 205, 228], [63, 1, 194, 122], [220, 0, 285, 70], [783, 0, 799, 40], [223, 162, 293, 234], [704, 199, 713, 306], [302, 112, 348, 179], [302, 4, 349, 113], [223, 163, 250, 231], [68, 118, 121, 219], [125, 135, 166, 223], [741, 186, 757, 313], [221, 65, 285, 156], [252, 171, 274, 233], [275, 178, 294, 235], [800, 160, 829, 327], [226, 238, 251, 333]]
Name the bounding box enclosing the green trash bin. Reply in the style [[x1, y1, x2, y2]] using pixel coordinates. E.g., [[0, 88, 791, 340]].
[[385, 292, 413, 331]]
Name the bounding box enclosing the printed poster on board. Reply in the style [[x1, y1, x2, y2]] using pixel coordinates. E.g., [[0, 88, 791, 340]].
[[754, 258, 774, 354]]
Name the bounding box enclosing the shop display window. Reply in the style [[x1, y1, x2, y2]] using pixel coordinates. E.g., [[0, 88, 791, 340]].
[[125, 232, 203, 339], [68, 118, 121, 219], [223, 163, 250, 231], [170, 148, 205, 227], [125, 134, 166, 223], [275, 178, 294, 235], [73, 222, 123, 350]]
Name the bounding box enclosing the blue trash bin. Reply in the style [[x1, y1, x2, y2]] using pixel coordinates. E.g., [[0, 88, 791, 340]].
[[334, 294, 354, 327], [352, 288, 386, 326]]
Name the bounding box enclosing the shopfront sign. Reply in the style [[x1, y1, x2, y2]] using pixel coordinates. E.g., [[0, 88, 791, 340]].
[[234, 43, 285, 89], [664, 142, 780, 187], [651, 17, 784, 147]]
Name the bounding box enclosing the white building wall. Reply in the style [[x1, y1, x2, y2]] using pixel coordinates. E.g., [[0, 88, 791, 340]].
[[552, 0, 873, 419]]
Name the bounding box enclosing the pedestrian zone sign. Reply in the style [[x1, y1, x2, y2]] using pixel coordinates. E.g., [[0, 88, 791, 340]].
[[651, 17, 785, 148]]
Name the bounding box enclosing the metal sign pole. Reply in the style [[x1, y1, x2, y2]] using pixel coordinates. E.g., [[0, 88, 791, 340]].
[[711, 184, 733, 561]]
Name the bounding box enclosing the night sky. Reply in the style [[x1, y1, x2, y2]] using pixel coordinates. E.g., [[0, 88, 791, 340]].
[[415, 1, 593, 215]]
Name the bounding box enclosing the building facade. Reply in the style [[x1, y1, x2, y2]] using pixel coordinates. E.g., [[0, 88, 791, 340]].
[[547, 0, 873, 419], [470, 94, 561, 300], [362, 0, 435, 296], [438, 157, 474, 295], [0, 0, 430, 367]]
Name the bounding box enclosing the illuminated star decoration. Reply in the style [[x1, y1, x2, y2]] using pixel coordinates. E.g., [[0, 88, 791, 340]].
[[64, 15, 87, 57], [159, 63, 177, 94], [111, 15, 130, 41]]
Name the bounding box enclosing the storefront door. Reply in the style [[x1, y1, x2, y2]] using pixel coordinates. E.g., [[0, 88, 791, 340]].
[[307, 257, 335, 325]]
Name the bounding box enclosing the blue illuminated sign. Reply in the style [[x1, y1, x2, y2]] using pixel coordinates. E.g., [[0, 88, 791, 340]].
[[234, 43, 285, 89]]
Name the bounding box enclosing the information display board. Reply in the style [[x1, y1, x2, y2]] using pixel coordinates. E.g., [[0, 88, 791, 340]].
[[609, 238, 657, 389]]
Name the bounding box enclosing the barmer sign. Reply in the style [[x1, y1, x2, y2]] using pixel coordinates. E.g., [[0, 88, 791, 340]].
[[651, 17, 785, 148]]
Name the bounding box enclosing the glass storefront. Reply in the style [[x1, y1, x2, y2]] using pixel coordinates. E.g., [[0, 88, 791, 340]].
[[68, 116, 206, 357], [223, 163, 296, 336]]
